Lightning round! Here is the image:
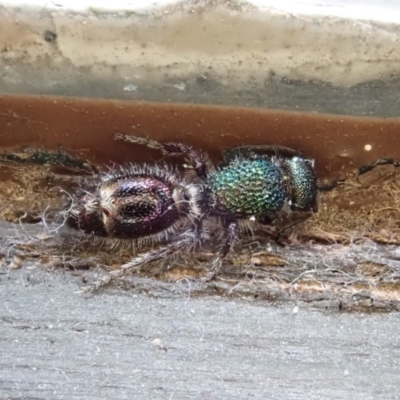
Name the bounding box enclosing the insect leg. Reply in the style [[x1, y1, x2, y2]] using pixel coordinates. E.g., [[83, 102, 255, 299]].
[[275, 212, 313, 242], [204, 220, 238, 281], [85, 229, 201, 292], [115, 132, 212, 179], [358, 158, 400, 175], [115, 132, 166, 152]]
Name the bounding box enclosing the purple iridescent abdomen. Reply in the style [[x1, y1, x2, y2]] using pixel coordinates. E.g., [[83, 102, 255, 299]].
[[100, 177, 179, 238]]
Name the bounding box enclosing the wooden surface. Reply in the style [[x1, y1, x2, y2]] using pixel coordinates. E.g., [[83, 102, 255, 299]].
[[1, 264, 400, 399]]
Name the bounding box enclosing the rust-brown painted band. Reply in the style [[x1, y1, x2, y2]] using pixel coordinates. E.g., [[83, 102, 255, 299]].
[[1, 94, 399, 180]]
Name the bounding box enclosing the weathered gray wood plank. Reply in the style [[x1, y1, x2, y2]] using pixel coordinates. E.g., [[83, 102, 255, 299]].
[[1, 266, 400, 400]]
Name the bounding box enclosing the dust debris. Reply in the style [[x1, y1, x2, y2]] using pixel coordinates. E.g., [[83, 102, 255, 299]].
[[0, 156, 400, 311]]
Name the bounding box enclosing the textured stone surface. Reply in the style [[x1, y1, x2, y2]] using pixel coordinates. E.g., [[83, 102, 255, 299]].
[[1, 1, 400, 115], [1, 265, 400, 399]]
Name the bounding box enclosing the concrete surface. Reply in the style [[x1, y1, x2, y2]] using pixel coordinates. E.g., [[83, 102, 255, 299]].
[[1, 265, 400, 399]]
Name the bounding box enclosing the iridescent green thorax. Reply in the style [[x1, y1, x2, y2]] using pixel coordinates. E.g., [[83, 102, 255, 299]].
[[209, 158, 287, 217]]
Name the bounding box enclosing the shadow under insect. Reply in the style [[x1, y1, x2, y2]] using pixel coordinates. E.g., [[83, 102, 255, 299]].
[[65, 134, 318, 291]]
